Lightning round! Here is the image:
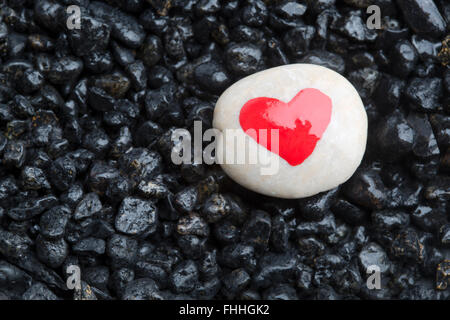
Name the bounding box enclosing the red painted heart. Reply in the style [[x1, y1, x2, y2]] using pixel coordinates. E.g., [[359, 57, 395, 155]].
[[239, 88, 332, 166]]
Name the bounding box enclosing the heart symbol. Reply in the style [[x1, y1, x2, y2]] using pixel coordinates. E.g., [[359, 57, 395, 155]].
[[239, 88, 332, 166]]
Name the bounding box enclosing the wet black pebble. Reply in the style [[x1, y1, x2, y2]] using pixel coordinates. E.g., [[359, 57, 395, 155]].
[[225, 43, 263, 76], [11, 95, 35, 119], [0, 260, 33, 299], [21, 166, 50, 190], [298, 188, 338, 221], [222, 268, 251, 298], [271, 215, 289, 252], [372, 210, 410, 231], [253, 252, 298, 288], [405, 77, 442, 112], [375, 111, 415, 161], [139, 35, 162, 67], [202, 193, 230, 223], [264, 283, 298, 300], [67, 15, 110, 57], [48, 56, 83, 84], [7, 194, 58, 221], [3, 140, 26, 168], [358, 242, 392, 274], [36, 235, 68, 268], [389, 40, 418, 77], [90, 1, 146, 49], [194, 61, 231, 94], [39, 205, 70, 239], [177, 213, 209, 237], [119, 148, 162, 187], [343, 165, 389, 210], [412, 205, 446, 233], [406, 113, 440, 158], [122, 278, 164, 300], [170, 260, 199, 293], [83, 266, 110, 292], [241, 0, 268, 27], [110, 267, 134, 296], [74, 192, 102, 220], [396, 0, 446, 37], [49, 156, 76, 191], [107, 234, 138, 268], [241, 210, 271, 251], [331, 199, 367, 225], [115, 197, 158, 236], [22, 282, 58, 300], [372, 74, 405, 115], [300, 50, 345, 74], [174, 186, 198, 213], [73, 237, 106, 256]]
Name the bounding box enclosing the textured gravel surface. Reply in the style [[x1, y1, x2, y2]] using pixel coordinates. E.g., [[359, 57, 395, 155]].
[[0, 0, 449, 300]]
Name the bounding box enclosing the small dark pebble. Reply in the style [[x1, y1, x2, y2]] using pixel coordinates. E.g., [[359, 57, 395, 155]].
[[214, 220, 240, 245], [300, 50, 345, 74], [396, 0, 446, 37], [372, 210, 410, 231], [284, 26, 316, 59], [298, 187, 338, 221], [115, 197, 158, 236], [107, 234, 138, 268], [36, 235, 68, 268], [22, 282, 59, 300], [202, 193, 230, 223], [389, 40, 418, 77], [7, 194, 58, 221], [73, 237, 106, 256], [358, 242, 392, 274], [39, 205, 70, 239], [110, 267, 134, 296], [20, 166, 50, 190], [343, 165, 389, 210], [0, 260, 32, 298], [194, 61, 231, 94], [177, 213, 209, 237], [226, 43, 263, 76], [424, 178, 450, 201], [375, 111, 415, 161], [391, 228, 425, 263], [222, 268, 251, 298], [74, 193, 102, 221], [220, 243, 257, 272], [49, 156, 76, 191], [170, 260, 199, 293], [122, 278, 164, 300], [331, 199, 367, 225], [253, 252, 298, 288], [3, 140, 26, 168], [263, 284, 298, 300], [241, 210, 271, 251], [175, 186, 198, 213], [405, 77, 442, 112], [436, 260, 450, 290], [271, 215, 289, 252]]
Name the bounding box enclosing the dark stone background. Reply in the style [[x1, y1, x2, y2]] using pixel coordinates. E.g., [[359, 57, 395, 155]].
[[0, 0, 449, 300]]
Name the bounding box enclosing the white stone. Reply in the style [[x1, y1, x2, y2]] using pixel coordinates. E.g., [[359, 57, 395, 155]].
[[213, 64, 368, 199]]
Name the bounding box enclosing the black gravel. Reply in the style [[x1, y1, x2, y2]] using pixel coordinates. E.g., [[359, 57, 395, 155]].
[[0, 0, 449, 300]]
